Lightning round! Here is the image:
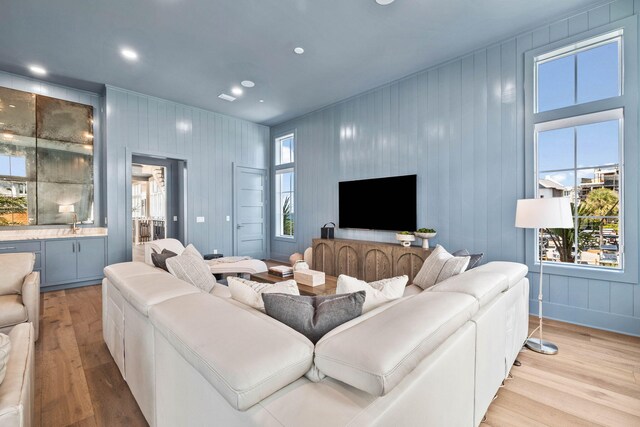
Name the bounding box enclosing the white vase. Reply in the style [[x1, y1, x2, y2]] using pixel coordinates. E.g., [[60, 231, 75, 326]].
[[415, 232, 437, 249]]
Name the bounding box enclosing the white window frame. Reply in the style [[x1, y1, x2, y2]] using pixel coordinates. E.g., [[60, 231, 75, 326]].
[[524, 16, 638, 284], [274, 132, 296, 241]]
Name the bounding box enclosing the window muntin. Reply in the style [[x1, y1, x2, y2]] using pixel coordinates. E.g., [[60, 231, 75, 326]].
[[535, 112, 622, 269], [274, 133, 295, 239], [536, 31, 622, 113]]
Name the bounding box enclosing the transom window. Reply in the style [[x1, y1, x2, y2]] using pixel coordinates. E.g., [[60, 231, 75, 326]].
[[533, 30, 625, 270], [274, 133, 295, 239]]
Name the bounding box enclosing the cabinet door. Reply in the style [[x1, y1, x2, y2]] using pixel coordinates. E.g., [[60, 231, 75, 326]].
[[45, 240, 78, 285], [76, 237, 106, 280]]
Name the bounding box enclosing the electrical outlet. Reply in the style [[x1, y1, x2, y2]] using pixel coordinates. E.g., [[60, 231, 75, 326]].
[[226, 215, 230, 222], [173, 216, 178, 221], [213, 249, 218, 254], [196, 216, 205, 223]]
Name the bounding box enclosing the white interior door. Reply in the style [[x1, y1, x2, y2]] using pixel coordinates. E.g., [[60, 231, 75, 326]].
[[234, 165, 268, 259]]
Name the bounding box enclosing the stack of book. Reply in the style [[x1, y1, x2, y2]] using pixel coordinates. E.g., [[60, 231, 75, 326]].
[[268, 265, 294, 278]]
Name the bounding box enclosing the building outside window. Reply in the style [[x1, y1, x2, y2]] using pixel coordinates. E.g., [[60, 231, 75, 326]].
[[533, 30, 624, 269], [274, 133, 295, 239]]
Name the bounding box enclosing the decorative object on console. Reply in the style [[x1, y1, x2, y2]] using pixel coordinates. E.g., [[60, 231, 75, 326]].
[[415, 228, 437, 249], [395, 231, 415, 247], [452, 249, 484, 270], [0, 333, 10, 385], [150, 248, 177, 272], [166, 252, 216, 292], [262, 291, 366, 343], [293, 269, 325, 287], [336, 274, 408, 313], [268, 265, 294, 278], [321, 222, 335, 239], [293, 260, 309, 271], [515, 197, 573, 355], [228, 276, 299, 311], [289, 252, 303, 266], [413, 245, 470, 290]]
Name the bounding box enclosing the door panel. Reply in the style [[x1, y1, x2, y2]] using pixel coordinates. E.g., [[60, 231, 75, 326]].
[[45, 240, 77, 284], [77, 237, 106, 279], [234, 165, 267, 259]]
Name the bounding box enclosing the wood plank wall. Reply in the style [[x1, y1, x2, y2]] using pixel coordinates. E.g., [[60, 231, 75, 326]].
[[270, 0, 640, 336]]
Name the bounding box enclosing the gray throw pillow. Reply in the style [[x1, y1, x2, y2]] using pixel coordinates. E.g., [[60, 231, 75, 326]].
[[151, 249, 178, 272], [262, 291, 366, 344], [453, 249, 484, 270]]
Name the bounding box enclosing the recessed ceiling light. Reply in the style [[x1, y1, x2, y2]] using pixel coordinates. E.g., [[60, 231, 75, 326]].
[[218, 93, 236, 102], [8, 105, 15, 108], [121, 48, 138, 61], [293, 47, 305, 55], [375, 0, 395, 5], [231, 87, 243, 96], [241, 80, 255, 88], [259, 100, 264, 103], [28, 65, 47, 76]]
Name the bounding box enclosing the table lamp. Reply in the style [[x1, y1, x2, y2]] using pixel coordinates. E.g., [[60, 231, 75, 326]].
[[515, 197, 573, 355]]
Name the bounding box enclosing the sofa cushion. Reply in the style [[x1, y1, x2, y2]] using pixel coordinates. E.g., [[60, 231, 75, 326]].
[[472, 262, 528, 289], [228, 276, 299, 311], [0, 253, 34, 295], [166, 253, 216, 293], [0, 295, 28, 328], [0, 333, 9, 385], [151, 249, 178, 272], [336, 275, 407, 313], [104, 262, 200, 316], [413, 245, 470, 290], [262, 292, 366, 344], [452, 249, 484, 270], [314, 290, 478, 396], [144, 238, 186, 266], [403, 284, 423, 297], [183, 243, 203, 259], [149, 293, 314, 410], [429, 271, 509, 307], [0, 323, 33, 425]]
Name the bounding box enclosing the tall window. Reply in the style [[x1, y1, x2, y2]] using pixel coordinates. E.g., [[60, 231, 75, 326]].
[[275, 133, 295, 238], [533, 30, 624, 269]]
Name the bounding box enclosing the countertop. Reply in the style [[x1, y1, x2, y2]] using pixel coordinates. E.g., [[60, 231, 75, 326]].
[[0, 227, 108, 241]]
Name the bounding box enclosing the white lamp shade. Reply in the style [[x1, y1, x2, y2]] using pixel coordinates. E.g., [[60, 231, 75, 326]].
[[515, 197, 573, 229], [59, 205, 75, 213]]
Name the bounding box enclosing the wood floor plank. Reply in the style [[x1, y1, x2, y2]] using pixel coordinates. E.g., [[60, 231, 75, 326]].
[[35, 286, 640, 427]]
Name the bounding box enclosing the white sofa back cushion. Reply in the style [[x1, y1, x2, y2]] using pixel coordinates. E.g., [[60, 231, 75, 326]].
[[0, 333, 9, 385], [0, 253, 35, 295], [336, 275, 408, 313], [144, 239, 186, 266], [471, 262, 528, 289], [314, 290, 478, 396], [429, 271, 509, 307]]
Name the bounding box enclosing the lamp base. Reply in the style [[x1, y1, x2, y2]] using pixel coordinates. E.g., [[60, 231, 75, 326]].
[[525, 338, 558, 355]]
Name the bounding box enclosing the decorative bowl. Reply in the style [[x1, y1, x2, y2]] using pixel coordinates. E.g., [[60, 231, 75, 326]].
[[395, 233, 415, 247], [415, 232, 437, 249]]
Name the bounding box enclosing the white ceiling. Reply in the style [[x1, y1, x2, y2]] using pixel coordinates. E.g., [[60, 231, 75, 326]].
[[0, 0, 605, 126]]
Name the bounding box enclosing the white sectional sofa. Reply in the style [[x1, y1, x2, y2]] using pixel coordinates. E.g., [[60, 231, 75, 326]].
[[102, 261, 529, 427]]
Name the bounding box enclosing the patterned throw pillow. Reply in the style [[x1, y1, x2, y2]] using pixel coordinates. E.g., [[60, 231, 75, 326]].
[[151, 249, 178, 272], [166, 253, 216, 292], [413, 245, 470, 290], [336, 275, 408, 313], [228, 276, 299, 311], [0, 333, 10, 385], [452, 249, 484, 270], [183, 243, 204, 259], [262, 291, 366, 344]]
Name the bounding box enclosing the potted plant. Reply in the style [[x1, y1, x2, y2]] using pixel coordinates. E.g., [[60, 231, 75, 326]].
[[395, 231, 415, 247], [415, 228, 437, 249]]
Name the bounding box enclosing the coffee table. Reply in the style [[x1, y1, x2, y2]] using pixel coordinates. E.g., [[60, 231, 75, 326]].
[[250, 271, 337, 296]]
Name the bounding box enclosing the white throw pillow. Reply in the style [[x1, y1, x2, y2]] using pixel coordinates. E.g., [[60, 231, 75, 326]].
[[413, 245, 470, 290], [228, 276, 299, 311], [166, 253, 216, 293], [183, 243, 204, 259], [336, 274, 408, 313], [0, 333, 10, 385]]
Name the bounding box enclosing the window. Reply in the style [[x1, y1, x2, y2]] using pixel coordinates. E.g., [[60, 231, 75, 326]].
[[533, 30, 625, 270], [275, 133, 295, 238], [0, 155, 27, 177]]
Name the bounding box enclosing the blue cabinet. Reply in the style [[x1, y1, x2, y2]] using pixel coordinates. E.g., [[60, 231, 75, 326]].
[[44, 240, 78, 284], [77, 237, 106, 280]]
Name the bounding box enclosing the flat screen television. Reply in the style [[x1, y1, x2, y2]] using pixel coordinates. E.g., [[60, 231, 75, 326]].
[[339, 174, 417, 231]]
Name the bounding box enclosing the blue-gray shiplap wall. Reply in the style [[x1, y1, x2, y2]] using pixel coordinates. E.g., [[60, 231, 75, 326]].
[[0, 70, 104, 227], [271, 0, 640, 336], [106, 86, 269, 264]]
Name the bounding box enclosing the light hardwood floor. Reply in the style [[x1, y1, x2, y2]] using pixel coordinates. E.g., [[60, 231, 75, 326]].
[[35, 285, 640, 427]]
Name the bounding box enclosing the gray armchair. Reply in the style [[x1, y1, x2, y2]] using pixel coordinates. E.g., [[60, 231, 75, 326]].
[[0, 253, 40, 341]]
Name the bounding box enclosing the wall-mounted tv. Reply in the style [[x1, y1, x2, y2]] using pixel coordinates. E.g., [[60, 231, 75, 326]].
[[339, 174, 417, 231]]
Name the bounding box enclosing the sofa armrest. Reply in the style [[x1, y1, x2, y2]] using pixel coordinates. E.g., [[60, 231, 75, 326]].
[[21, 272, 40, 341]]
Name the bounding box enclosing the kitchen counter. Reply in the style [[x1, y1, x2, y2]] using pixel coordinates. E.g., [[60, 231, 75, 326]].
[[0, 227, 108, 241]]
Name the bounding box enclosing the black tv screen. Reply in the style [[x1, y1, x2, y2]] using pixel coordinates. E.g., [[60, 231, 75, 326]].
[[339, 175, 417, 231]]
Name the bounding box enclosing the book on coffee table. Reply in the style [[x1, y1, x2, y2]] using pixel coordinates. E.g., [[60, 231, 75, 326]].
[[268, 265, 294, 277]]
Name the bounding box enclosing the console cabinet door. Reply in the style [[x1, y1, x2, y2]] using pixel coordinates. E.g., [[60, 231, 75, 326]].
[[76, 237, 106, 280], [45, 240, 78, 285]]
